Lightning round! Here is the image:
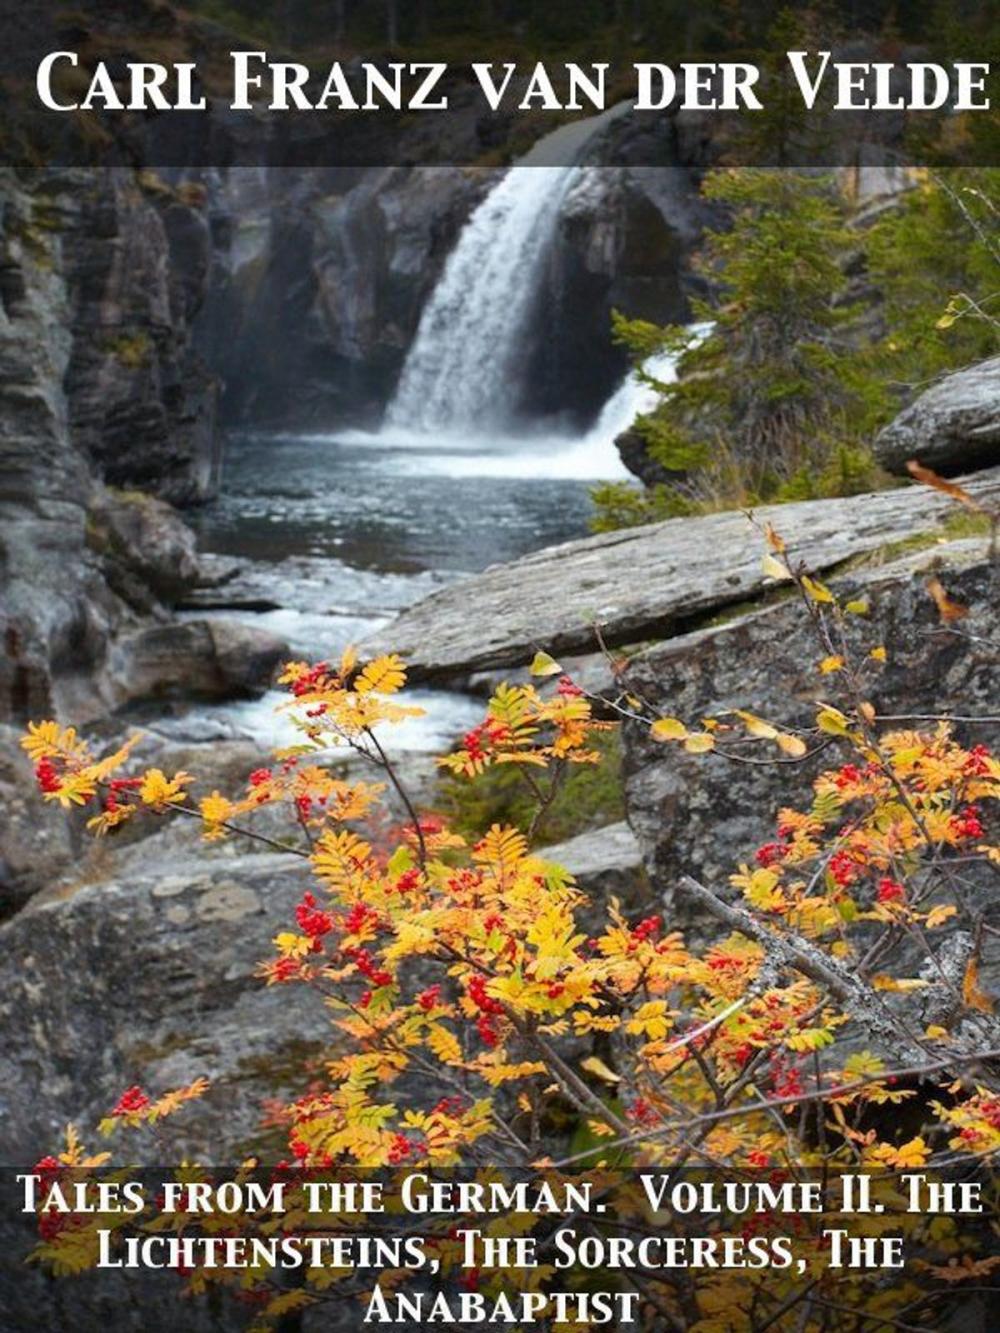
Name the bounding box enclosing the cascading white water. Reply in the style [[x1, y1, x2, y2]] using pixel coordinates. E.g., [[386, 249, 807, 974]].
[[389, 347, 680, 480], [386, 165, 577, 433]]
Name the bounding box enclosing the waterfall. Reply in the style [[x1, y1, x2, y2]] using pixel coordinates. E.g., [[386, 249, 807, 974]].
[[386, 165, 577, 434]]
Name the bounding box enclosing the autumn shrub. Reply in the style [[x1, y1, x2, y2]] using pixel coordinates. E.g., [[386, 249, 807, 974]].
[[19, 515, 1000, 1329], [437, 724, 623, 846]]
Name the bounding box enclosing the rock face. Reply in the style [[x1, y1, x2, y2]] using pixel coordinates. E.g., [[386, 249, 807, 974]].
[[0, 845, 317, 1164], [0, 728, 77, 917], [0, 171, 126, 726], [362, 469, 1000, 680], [518, 164, 707, 425], [108, 619, 288, 705], [620, 542, 1000, 936], [87, 488, 203, 609], [195, 166, 492, 429], [875, 355, 1000, 475], [0, 169, 223, 727], [60, 170, 220, 505]]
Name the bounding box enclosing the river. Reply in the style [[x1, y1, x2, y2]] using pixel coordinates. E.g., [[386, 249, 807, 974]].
[[182, 415, 633, 751]]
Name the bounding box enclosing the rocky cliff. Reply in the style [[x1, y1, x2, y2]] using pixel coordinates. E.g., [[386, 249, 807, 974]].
[[193, 153, 708, 433], [0, 168, 280, 749]]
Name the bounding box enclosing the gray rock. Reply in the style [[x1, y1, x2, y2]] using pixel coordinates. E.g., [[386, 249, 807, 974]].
[[0, 727, 76, 918], [196, 165, 490, 429], [0, 172, 134, 726], [542, 821, 649, 933], [0, 169, 222, 728], [363, 469, 1000, 682], [0, 848, 317, 1165], [543, 820, 643, 897], [63, 170, 221, 505], [87, 488, 202, 608], [109, 619, 288, 704], [876, 355, 1000, 475]]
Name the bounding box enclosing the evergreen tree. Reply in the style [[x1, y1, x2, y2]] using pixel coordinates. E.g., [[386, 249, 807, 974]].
[[592, 169, 887, 531], [867, 169, 1000, 389], [593, 165, 1000, 532]]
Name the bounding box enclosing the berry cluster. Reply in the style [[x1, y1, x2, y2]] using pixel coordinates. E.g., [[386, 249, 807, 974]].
[[460, 719, 510, 765], [34, 757, 62, 795], [876, 877, 906, 904], [112, 1086, 150, 1117], [295, 892, 334, 945], [467, 974, 503, 1047]]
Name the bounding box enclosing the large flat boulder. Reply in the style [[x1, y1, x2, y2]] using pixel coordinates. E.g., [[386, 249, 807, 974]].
[[875, 355, 1000, 475], [363, 469, 1000, 681]]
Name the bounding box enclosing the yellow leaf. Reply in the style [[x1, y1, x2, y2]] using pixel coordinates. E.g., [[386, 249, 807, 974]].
[[199, 791, 232, 838], [626, 1001, 671, 1041], [651, 717, 688, 742], [20, 720, 89, 763], [354, 654, 407, 695], [818, 655, 844, 675], [580, 1056, 620, 1084], [427, 1025, 464, 1066], [139, 768, 192, 806], [735, 710, 778, 740], [684, 732, 715, 754], [890, 1136, 930, 1168], [845, 598, 870, 615], [816, 706, 850, 736], [801, 575, 835, 604], [924, 904, 957, 930], [871, 974, 928, 992], [762, 553, 791, 581], [742, 868, 784, 912], [529, 651, 563, 678], [275, 933, 313, 959], [776, 732, 807, 757], [785, 1026, 835, 1053], [870, 646, 887, 662]]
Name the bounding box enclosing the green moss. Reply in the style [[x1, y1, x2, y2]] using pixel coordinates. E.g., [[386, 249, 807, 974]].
[[436, 729, 624, 848], [127, 1032, 196, 1065], [232, 1039, 331, 1157], [104, 331, 153, 369], [696, 583, 799, 631], [839, 510, 995, 573], [30, 201, 63, 232]]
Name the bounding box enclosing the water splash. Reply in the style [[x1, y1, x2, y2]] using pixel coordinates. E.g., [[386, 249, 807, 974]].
[[381, 347, 682, 481]]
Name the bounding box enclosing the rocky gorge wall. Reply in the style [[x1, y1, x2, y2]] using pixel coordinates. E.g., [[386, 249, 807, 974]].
[[192, 151, 707, 432]]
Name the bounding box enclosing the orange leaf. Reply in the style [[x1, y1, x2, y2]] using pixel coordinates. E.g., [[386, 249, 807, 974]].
[[906, 460, 983, 513], [926, 576, 969, 623], [962, 957, 994, 1014]]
